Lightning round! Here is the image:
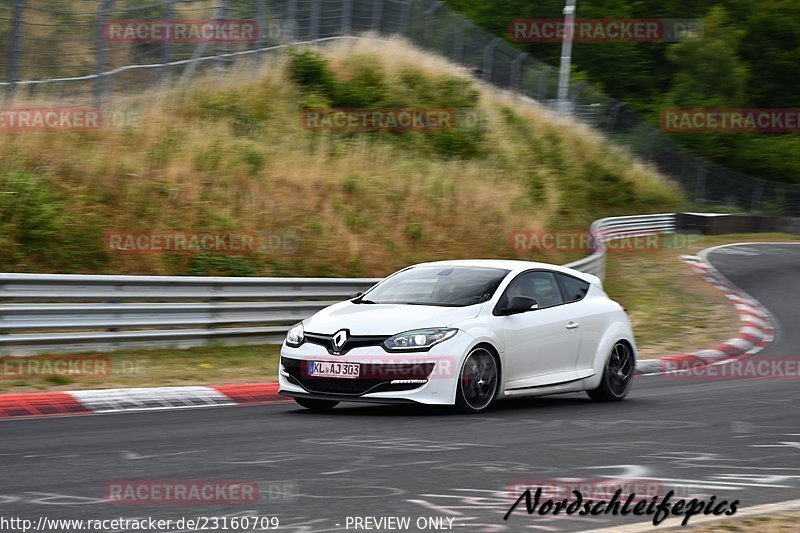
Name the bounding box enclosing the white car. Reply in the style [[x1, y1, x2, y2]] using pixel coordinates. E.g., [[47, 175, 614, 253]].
[[278, 260, 636, 413]]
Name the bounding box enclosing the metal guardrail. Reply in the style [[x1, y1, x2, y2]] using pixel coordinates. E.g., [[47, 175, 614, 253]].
[[565, 213, 677, 281], [0, 276, 380, 355], [0, 213, 677, 355]]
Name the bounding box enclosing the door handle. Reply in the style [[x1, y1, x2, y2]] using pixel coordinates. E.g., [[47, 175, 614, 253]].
[[565, 321, 580, 330]]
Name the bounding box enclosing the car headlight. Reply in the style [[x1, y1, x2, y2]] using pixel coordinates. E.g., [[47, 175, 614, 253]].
[[383, 328, 458, 351], [285, 322, 304, 348]]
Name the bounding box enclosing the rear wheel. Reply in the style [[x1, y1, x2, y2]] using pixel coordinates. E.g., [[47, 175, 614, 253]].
[[455, 347, 499, 413], [587, 341, 634, 402], [293, 397, 339, 411]]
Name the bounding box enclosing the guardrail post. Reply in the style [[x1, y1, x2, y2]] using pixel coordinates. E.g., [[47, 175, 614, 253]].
[[94, 0, 114, 109], [6, 0, 23, 100], [482, 38, 501, 82], [341, 0, 353, 35], [310, 0, 320, 39], [371, 0, 382, 32]]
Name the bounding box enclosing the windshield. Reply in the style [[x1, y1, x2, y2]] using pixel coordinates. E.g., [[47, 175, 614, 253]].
[[358, 266, 510, 307]]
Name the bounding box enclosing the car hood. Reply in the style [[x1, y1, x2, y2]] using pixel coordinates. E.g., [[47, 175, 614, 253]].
[[304, 301, 483, 335]]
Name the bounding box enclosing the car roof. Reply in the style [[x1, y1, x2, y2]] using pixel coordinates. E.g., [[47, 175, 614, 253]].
[[411, 259, 602, 286]]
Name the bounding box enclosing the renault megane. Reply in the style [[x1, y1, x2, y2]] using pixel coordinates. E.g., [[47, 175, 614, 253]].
[[278, 260, 636, 413]]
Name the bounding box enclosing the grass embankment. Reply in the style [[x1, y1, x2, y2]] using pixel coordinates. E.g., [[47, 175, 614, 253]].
[[0, 37, 680, 276], [0, 36, 692, 392], [6, 234, 799, 392]]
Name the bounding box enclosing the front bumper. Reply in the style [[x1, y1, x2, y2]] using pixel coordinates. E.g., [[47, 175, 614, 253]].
[[278, 333, 474, 405]]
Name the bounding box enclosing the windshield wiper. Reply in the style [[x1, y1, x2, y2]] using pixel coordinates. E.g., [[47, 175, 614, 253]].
[[353, 298, 378, 304]]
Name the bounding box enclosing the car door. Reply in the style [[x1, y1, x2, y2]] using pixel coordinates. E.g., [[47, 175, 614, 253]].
[[556, 272, 604, 376], [497, 270, 582, 389]]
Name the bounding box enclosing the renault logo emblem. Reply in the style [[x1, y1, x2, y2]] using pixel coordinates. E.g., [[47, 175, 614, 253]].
[[332, 329, 349, 354]]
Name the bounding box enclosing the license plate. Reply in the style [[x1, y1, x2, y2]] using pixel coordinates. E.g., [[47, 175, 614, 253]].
[[307, 361, 360, 379]]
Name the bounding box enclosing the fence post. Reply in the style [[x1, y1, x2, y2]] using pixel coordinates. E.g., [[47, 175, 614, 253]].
[[695, 164, 706, 202], [399, 0, 410, 35], [642, 129, 659, 162], [95, 0, 114, 109], [482, 38, 501, 82], [453, 20, 465, 63], [6, 0, 23, 100], [606, 101, 626, 133], [569, 82, 586, 111], [215, 0, 229, 72], [425, 2, 442, 46], [371, 0, 383, 32], [162, 0, 173, 64], [310, 0, 320, 39], [255, 0, 266, 47], [510, 52, 527, 90], [285, 0, 297, 42], [341, 0, 352, 35], [181, 2, 228, 86], [537, 65, 552, 101], [751, 180, 764, 212]]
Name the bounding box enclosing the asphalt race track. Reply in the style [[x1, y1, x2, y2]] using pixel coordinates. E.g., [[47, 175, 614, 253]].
[[2, 243, 799, 532]]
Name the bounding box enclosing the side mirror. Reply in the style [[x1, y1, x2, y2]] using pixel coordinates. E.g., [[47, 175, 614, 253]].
[[350, 291, 364, 300], [500, 296, 539, 315]]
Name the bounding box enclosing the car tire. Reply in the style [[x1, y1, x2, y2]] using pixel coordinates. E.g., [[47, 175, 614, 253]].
[[293, 397, 340, 411], [455, 346, 499, 413], [587, 341, 635, 402]]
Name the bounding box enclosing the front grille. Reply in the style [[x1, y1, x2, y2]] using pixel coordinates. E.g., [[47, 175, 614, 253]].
[[281, 357, 434, 396], [304, 331, 390, 355]]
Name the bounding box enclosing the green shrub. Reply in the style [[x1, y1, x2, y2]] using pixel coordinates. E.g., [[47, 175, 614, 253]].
[[0, 171, 109, 272], [332, 54, 387, 108], [287, 48, 337, 99]]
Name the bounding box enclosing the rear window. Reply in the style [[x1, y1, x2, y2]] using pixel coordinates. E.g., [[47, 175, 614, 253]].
[[558, 274, 590, 303]]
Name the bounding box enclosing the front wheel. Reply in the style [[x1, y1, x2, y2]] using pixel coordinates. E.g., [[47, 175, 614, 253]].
[[587, 341, 635, 402], [455, 347, 499, 413], [293, 397, 339, 411]]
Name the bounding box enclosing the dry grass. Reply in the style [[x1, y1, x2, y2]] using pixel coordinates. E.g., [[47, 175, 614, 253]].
[[0, 36, 682, 277]]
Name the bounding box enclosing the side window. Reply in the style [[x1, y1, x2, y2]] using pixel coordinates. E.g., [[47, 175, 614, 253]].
[[558, 274, 590, 303], [501, 271, 565, 309]]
